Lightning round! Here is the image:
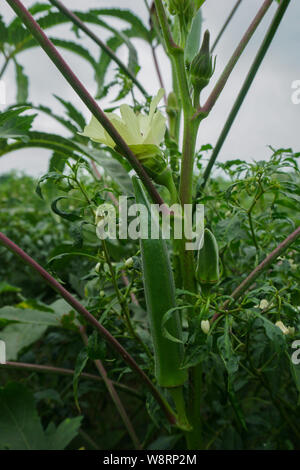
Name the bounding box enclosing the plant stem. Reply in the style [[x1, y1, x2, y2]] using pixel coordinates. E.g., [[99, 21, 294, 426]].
[[48, 0, 148, 98], [79, 326, 142, 450], [5, 0, 165, 207], [211, 0, 243, 53], [154, 0, 180, 55], [201, 0, 291, 189], [0, 361, 142, 399], [194, 0, 273, 118], [0, 56, 10, 79], [212, 225, 300, 322], [0, 231, 177, 425]]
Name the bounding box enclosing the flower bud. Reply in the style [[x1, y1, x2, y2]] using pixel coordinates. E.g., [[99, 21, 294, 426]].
[[166, 92, 179, 118], [201, 319, 210, 335], [125, 257, 134, 268], [190, 30, 215, 95]]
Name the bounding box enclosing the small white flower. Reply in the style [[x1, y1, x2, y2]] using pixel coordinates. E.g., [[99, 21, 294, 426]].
[[201, 320, 210, 335], [124, 257, 134, 268], [95, 263, 101, 273], [259, 299, 269, 310], [275, 320, 289, 335]]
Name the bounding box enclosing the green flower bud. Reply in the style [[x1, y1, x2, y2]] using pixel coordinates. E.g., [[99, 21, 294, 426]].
[[166, 92, 179, 118], [196, 228, 220, 286], [190, 30, 215, 94]]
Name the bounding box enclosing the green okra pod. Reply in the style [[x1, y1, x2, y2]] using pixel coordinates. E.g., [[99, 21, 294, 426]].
[[132, 176, 187, 388], [196, 228, 220, 286]]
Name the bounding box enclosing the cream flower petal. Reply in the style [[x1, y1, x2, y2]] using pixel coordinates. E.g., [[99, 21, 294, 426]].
[[149, 88, 165, 121], [120, 105, 143, 144], [81, 115, 115, 148], [143, 111, 166, 146]]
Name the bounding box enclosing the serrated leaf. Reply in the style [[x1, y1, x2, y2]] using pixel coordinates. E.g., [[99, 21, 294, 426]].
[[14, 60, 29, 103], [0, 107, 35, 140], [0, 323, 47, 360], [0, 383, 81, 450]]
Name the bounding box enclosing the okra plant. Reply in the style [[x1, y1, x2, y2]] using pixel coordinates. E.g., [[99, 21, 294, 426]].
[[0, 0, 299, 451]]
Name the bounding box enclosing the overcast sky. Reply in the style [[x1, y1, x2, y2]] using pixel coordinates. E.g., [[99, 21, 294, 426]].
[[0, 0, 299, 176]]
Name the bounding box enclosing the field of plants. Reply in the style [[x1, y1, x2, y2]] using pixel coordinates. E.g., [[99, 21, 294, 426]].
[[0, 0, 299, 451]]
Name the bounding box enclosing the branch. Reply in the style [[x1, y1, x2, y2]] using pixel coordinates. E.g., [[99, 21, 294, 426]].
[[5, 0, 165, 207], [211, 0, 243, 53], [154, 0, 180, 55], [79, 326, 141, 450], [0, 361, 142, 399], [201, 0, 291, 189], [0, 231, 176, 425], [48, 0, 148, 98], [212, 225, 300, 322], [194, 0, 273, 118]]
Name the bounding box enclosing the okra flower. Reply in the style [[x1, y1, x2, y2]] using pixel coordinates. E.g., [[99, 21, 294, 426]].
[[81, 89, 167, 176]]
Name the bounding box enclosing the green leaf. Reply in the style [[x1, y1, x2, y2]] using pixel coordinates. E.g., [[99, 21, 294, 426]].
[[185, 8, 202, 64], [0, 323, 47, 360], [90, 8, 150, 41], [0, 107, 35, 140], [51, 196, 82, 222], [14, 60, 29, 103], [0, 306, 62, 326], [0, 383, 81, 450]]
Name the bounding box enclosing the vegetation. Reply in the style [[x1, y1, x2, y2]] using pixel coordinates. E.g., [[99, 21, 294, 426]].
[[0, 0, 299, 450]]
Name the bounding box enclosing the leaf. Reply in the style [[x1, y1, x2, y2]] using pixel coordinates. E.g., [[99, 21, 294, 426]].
[[14, 60, 29, 103], [0, 323, 47, 360], [54, 95, 86, 129], [90, 8, 150, 41], [185, 8, 202, 64], [77, 144, 133, 194], [0, 383, 81, 450], [48, 152, 67, 173], [254, 311, 286, 353], [0, 306, 62, 327], [45, 417, 83, 450], [0, 107, 35, 140], [51, 196, 82, 222], [217, 316, 239, 375]]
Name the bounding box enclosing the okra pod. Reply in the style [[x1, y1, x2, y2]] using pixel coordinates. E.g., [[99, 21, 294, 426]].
[[132, 177, 187, 388]]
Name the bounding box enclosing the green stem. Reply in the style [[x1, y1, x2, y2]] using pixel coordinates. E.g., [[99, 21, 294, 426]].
[[5, 0, 165, 207], [201, 0, 291, 189], [48, 0, 148, 98], [186, 364, 203, 449], [169, 387, 191, 431]]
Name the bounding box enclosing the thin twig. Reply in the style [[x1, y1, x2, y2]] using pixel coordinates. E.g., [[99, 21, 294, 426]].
[[0, 231, 177, 425], [0, 361, 142, 399], [211, 0, 243, 53], [48, 0, 148, 98], [5, 0, 165, 207], [194, 0, 273, 118], [201, 0, 291, 189], [79, 326, 142, 450], [212, 225, 300, 322], [151, 44, 167, 104]]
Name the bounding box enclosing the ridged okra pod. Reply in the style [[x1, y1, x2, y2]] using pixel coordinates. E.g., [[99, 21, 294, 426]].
[[132, 177, 187, 388], [196, 228, 220, 286]]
